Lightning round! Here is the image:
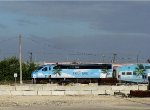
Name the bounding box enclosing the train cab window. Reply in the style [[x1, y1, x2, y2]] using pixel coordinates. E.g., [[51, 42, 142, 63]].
[[36, 66, 43, 71], [122, 72, 125, 75], [126, 72, 132, 75], [42, 67, 48, 71], [49, 67, 51, 70]]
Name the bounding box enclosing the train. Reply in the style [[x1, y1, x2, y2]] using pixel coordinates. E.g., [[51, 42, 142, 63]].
[[31, 63, 150, 84]]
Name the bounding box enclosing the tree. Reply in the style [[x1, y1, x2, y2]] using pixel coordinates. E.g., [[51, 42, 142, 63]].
[[0, 57, 20, 81], [0, 56, 36, 82], [22, 62, 36, 80], [134, 64, 145, 76]]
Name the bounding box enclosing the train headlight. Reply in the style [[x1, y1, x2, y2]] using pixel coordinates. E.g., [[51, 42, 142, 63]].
[[33, 74, 37, 78]]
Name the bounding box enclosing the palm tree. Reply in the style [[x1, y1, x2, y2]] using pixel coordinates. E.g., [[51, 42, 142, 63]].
[[101, 68, 109, 78], [134, 64, 145, 76], [52, 66, 62, 77]]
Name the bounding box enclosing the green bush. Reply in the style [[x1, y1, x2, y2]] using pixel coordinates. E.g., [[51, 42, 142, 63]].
[[0, 57, 36, 82]]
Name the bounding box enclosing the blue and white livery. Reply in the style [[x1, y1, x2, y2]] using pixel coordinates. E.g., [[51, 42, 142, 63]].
[[31, 63, 113, 83], [116, 63, 150, 83], [32, 64, 113, 78]]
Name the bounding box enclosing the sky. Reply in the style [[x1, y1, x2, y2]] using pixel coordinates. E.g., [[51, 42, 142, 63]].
[[0, 1, 150, 63]]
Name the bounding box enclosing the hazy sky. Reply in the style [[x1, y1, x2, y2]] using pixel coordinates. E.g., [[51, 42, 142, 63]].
[[0, 1, 150, 63]]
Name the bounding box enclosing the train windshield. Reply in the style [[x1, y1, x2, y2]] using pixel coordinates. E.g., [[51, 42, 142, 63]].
[[35, 66, 44, 71]]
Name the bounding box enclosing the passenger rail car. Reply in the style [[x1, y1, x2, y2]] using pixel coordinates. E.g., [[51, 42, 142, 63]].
[[116, 63, 150, 84]]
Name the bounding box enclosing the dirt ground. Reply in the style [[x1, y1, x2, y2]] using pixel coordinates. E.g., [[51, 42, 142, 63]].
[[0, 95, 150, 110]]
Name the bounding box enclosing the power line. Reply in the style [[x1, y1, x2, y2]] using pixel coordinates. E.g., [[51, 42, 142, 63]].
[[22, 37, 148, 63], [0, 37, 17, 44]]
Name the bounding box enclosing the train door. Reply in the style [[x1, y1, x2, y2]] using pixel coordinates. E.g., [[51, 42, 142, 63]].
[[113, 69, 117, 78], [113, 65, 121, 78]]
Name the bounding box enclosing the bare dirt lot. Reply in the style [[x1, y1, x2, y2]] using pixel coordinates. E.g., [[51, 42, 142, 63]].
[[0, 95, 150, 110]]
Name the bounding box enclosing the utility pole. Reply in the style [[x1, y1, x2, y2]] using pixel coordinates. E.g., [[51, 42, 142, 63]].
[[29, 52, 33, 63], [19, 34, 23, 84], [137, 54, 139, 63], [112, 53, 117, 63], [137, 51, 140, 64], [102, 55, 105, 63]]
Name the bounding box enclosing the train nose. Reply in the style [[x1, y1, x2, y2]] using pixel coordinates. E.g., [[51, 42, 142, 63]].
[[32, 72, 37, 78]]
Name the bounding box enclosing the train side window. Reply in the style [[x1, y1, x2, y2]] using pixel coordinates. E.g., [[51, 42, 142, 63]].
[[42, 67, 48, 71], [142, 75, 147, 79], [126, 72, 132, 75], [133, 71, 136, 75], [122, 72, 125, 75], [145, 66, 150, 69], [75, 66, 79, 69]]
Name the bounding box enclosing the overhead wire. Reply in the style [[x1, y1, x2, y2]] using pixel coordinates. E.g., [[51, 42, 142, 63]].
[[24, 36, 100, 57], [24, 36, 148, 63], [0, 36, 147, 63], [0, 37, 18, 44], [0, 37, 18, 53]]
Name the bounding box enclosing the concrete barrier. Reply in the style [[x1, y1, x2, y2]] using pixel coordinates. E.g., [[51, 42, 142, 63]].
[[15, 86, 30, 91], [28, 84, 43, 91], [77, 91, 92, 95], [106, 90, 120, 95], [38, 91, 52, 95], [0, 84, 148, 96], [138, 84, 148, 90], [0, 90, 11, 95], [65, 91, 79, 95], [0, 85, 15, 91], [11, 91, 24, 95], [92, 90, 106, 95], [23, 91, 37, 96], [120, 90, 130, 95], [111, 85, 138, 91], [71, 86, 97, 91], [98, 86, 112, 90], [52, 91, 65, 95]]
